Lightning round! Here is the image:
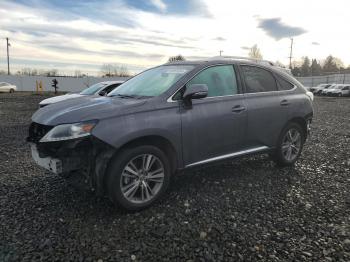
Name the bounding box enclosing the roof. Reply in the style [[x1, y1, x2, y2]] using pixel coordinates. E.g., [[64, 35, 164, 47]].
[[165, 56, 292, 76]]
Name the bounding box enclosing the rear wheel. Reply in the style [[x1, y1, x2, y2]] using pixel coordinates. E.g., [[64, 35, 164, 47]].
[[106, 145, 171, 211], [271, 122, 305, 166], [337, 93, 342, 97]]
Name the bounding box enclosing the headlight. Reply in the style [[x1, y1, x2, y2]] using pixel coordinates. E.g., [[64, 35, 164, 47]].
[[40, 121, 97, 142]]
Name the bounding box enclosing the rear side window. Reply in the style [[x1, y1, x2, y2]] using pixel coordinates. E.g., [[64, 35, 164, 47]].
[[187, 65, 238, 97], [241, 66, 277, 93], [276, 76, 294, 90]]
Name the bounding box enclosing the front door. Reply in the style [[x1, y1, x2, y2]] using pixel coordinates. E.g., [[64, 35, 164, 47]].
[[180, 65, 247, 167]]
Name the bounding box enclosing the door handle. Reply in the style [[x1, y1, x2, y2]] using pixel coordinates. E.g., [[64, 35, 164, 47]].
[[232, 105, 246, 113], [280, 99, 290, 106]]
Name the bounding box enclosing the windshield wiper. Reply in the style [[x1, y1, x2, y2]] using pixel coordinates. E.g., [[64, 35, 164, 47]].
[[110, 94, 153, 99], [110, 94, 138, 99]]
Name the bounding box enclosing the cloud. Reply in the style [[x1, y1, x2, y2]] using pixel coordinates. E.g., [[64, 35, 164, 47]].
[[312, 42, 320, 45], [213, 37, 226, 41], [150, 0, 167, 12], [257, 17, 307, 40], [241, 46, 251, 50]]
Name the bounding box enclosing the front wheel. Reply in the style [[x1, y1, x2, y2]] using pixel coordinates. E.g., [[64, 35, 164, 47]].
[[271, 123, 305, 166], [9, 89, 14, 93], [337, 93, 342, 97], [106, 145, 171, 211]]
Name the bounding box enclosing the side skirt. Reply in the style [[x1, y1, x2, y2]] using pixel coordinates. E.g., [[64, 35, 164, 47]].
[[185, 146, 270, 168]]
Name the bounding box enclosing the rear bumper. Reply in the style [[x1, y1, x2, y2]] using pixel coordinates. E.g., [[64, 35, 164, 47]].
[[306, 119, 312, 137]]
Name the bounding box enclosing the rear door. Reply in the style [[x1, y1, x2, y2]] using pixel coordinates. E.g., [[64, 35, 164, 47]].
[[180, 64, 247, 167], [239, 65, 289, 148]]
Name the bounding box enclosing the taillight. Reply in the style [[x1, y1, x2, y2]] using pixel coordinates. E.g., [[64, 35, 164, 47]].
[[306, 91, 314, 101]]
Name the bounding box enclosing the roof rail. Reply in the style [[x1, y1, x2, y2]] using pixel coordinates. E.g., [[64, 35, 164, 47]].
[[209, 55, 292, 75], [209, 56, 275, 66]]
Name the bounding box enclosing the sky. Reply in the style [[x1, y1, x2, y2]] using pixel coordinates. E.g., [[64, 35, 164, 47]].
[[0, 0, 349, 75]]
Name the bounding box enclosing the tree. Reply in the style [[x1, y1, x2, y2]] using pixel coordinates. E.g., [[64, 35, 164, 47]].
[[323, 55, 339, 73], [310, 59, 322, 76], [100, 64, 131, 77], [168, 55, 185, 62], [301, 56, 311, 76], [101, 64, 114, 77], [291, 66, 301, 77], [45, 69, 58, 77], [74, 70, 82, 77], [118, 65, 130, 77], [248, 44, 263, 60]]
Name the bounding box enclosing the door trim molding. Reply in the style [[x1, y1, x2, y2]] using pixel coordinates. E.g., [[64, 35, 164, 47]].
[[185, 146, 269, 168]]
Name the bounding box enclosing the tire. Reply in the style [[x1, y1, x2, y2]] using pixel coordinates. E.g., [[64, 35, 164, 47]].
[[9, 89, 14, 93], [106, 145, 171, 211], [337, 93, 342, 97], [271, 122, 305, 167]]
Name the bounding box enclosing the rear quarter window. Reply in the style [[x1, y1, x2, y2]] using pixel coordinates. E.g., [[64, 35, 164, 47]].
[[276, 75, 295, 91], [241, 66, 278, 93]]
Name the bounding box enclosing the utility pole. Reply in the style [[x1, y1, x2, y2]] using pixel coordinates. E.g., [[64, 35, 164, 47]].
[[6, 38, 10, 75], [219, 50, 223, 56], [288, 38, 293, 69]]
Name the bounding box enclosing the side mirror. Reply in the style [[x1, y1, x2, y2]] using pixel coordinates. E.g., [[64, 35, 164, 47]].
[[99, 90, 107, 96], [183, 84, 208, 100]]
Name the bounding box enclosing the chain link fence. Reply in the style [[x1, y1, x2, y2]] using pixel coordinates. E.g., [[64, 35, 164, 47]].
[[296, 73, 350, 87]]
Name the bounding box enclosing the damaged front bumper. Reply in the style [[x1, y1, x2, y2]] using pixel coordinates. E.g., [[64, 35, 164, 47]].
[[27, 122, 115, 194], [30, 143, 63, 174]]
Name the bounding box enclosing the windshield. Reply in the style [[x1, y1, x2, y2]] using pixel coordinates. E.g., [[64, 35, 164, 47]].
[[108, 65, 194, 97], [80, 83, 107, 95]]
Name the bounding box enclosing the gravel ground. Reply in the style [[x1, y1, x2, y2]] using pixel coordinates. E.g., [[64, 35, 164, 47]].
[[0, 93, 349, 261]]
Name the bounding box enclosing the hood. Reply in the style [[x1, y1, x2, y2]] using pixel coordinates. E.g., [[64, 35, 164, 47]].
[[39, 93, 84, 105], [32, 95, 147, 126]]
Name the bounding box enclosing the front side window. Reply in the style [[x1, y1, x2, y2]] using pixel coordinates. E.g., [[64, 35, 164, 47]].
[[109, 65, 194, 97], [187, 65, 238, 97], [241, 66, 278, 93]]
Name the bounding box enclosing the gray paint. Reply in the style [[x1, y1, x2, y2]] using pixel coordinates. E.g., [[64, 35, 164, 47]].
[[31, 60, 313, 170]]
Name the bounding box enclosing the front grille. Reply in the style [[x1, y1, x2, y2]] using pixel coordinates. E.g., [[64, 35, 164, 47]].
[[27, 122, 53, 143]]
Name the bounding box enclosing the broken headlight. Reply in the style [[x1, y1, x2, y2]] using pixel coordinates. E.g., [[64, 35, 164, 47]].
[[40, 121, 97, 142]]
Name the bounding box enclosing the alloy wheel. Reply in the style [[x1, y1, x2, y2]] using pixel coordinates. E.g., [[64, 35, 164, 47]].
[[120, 154, 165, 204], [281, 128, 302, 161]]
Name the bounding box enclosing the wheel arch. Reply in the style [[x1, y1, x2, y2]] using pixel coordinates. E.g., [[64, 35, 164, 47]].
[[114, 135, 179, 174], [286, 117, 308, 142], [96, 135, 179, 196]]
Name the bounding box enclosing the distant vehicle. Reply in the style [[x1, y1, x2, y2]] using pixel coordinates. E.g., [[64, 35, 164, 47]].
[[313, 84, 335, 95], [327, 84, 350, 97], [309, 83, 331, 93], [321, 84, 343, 96], [0, 82, 17, 93], [39, 80, 124, 107]]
